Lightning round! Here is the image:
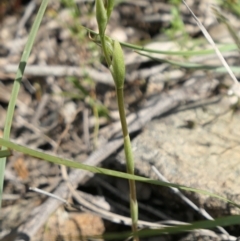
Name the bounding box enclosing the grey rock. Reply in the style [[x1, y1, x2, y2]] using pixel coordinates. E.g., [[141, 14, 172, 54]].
[[117, 96, 240, 214]]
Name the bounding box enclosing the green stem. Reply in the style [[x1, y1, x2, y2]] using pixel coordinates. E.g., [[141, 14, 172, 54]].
[[116, 87, 139, 240]]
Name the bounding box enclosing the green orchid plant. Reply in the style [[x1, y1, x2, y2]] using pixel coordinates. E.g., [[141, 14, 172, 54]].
[[95, 0, 139, 239]]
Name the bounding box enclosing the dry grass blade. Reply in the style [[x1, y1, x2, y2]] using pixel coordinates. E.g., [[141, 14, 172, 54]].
[[182, 0, 240, 95]]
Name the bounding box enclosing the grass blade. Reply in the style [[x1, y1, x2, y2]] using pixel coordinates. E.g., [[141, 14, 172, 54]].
[[86, 28, 238, 56], [0, 0, 49, 209], [0, 137, 240, 209], [97, 215, 240, 240], [0, 150, 12, 158]]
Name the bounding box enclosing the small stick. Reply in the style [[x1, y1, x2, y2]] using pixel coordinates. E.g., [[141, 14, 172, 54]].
[[152, 166, 229, 235], [29, 187, 67, 205]]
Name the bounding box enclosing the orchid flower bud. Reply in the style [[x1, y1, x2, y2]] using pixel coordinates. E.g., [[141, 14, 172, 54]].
[[96, 0, 108, 36], [110, 40, 125, 89]]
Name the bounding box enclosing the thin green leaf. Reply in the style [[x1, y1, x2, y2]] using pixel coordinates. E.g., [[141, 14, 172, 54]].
[[136, 51, 219, 70], [95, 215, 240, 240], [86, 28, 238, 56], [0, 150, 12, 158], [0, 0, 49, 208], [137, 51, 240, 73], [0, 138, 240, 209], [216, 66, 240, 73]]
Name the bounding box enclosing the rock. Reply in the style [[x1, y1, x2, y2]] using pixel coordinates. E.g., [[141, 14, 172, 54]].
[[116, 95, 240, 215], [35, 207, 105, 241]]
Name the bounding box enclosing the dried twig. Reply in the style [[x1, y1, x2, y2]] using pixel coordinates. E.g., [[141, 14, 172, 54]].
[[152, 166, 230, 236]]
